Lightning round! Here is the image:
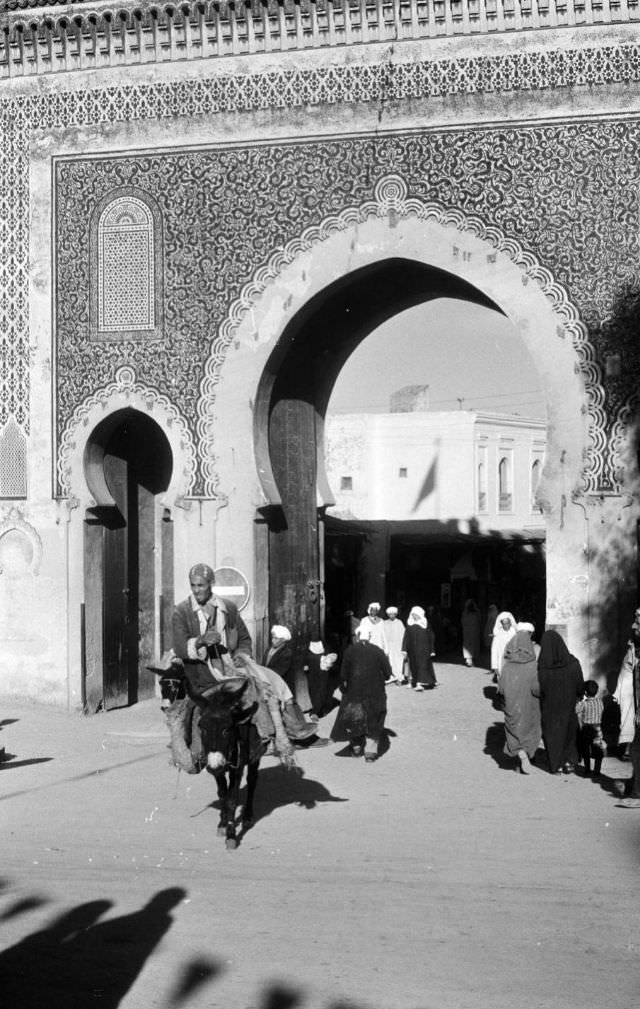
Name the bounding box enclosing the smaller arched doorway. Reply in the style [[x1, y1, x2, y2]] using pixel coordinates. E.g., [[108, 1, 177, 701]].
[[83, 409, 173, 710]]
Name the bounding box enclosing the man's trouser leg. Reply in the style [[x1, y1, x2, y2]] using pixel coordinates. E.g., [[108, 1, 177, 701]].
[[628, 723, 640, 798]]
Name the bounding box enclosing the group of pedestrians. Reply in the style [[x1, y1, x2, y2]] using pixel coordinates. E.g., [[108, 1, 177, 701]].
[[490, 609, 640, 803], [168, 564, 640, 797], [349, 602, 438, 691]]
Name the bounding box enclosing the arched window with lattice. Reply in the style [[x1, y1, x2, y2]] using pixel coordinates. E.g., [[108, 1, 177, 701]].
[[0, 418, 27, 498], [90, 190, 163, 341]]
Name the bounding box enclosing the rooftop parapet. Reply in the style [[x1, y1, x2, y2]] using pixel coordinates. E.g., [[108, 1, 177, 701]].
[[1, 0, 638, 78]]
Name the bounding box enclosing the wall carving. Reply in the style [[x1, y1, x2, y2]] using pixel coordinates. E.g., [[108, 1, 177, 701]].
[[57, 366, 197, 503], [1, 47, 640, 497], [0, 508, 42, 576], [54, 122, 636, 494]]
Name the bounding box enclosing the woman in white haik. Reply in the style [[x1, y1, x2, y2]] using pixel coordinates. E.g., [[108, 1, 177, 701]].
[[383, 606, 406, 684], [490, 611, 517, 683]]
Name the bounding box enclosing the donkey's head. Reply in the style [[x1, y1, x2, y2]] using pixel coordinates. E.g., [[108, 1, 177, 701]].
[[198, 677, 251, 773]]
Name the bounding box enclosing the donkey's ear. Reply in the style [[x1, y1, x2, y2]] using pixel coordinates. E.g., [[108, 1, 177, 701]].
[[218, 676, 249, 699]]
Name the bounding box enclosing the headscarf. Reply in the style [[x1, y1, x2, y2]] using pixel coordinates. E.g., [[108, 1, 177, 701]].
[[493, 611, 516, 636], [538, 629, 571, 670], [407, 606, 427, 629], [271, 625, 291, 642], [502, 630, 537, 665]]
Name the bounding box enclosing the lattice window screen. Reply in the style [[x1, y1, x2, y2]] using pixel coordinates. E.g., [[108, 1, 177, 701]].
[[0, 418, 27, 498], [98, 197, 154, 333]]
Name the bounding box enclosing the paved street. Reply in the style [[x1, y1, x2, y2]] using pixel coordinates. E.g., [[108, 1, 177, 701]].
[[1, 663, 638, 1009]]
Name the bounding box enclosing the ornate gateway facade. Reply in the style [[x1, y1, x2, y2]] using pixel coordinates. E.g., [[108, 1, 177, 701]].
[[2, 0, 640, 707]]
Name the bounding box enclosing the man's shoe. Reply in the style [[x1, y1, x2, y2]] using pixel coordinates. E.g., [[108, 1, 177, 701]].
[[617, 797, 640, 808]]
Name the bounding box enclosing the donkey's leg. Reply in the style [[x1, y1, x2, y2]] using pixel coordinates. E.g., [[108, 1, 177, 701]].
[[242, 760, 259, 829], [224, 766, 241, 849], [215, 773, 229, 836]]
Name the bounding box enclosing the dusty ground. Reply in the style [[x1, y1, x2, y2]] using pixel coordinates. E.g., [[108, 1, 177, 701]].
[[0, 662, 639, 1009]]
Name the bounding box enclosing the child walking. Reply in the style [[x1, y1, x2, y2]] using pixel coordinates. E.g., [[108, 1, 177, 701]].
[[576, 680, 607, 776]]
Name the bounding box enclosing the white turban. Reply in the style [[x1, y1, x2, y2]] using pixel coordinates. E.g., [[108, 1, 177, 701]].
[[516, 622, 535, 633], [386, 607, 398, 616]]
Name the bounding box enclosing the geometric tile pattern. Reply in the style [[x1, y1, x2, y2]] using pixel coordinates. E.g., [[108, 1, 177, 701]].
[[2, 41, 640, 495]]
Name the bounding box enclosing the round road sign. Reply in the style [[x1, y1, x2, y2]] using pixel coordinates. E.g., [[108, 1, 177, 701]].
[[214, 566, 251, 611]]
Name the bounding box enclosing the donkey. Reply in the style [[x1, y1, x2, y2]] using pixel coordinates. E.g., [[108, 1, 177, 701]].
[[196, 677, 267, 850]]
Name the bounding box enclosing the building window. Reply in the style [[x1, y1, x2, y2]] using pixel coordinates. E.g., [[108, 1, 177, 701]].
[[399, 467, 408, 478], [477, 461, 486, 512], [90, 190, 163, 341], [498, 456, 512, 512], [340, 476, 353, 491], [531, 458, 543, 512]]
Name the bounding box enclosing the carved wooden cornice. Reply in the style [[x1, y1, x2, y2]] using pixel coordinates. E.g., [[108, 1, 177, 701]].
[[2, 0, 639, 78]]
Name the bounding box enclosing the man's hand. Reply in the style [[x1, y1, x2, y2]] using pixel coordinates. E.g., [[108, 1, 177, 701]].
[[233, 653, 248, 668], [197, 628, 222, 649]]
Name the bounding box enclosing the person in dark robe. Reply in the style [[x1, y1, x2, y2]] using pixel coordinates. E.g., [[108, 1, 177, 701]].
[[402, 606, 437, 691], [263, 625, 295, 692], [303, 640, 339, 717], [461, 599, 482, 667], [330, 625, 390, 761], [533, 629, 584, 774], [497, 629, 541, 774]]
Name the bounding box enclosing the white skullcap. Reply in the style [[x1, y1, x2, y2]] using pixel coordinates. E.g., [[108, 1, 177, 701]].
[[271, 625, 291, 641]]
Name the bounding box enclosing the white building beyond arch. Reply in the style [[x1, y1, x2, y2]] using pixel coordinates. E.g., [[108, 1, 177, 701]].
[[202, 173, 603, 502], [58, 366, 197, 508]]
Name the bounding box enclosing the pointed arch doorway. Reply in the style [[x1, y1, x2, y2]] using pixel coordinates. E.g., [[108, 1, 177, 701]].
[[83, 408, 173, 710], [256, 257, 501, 651]]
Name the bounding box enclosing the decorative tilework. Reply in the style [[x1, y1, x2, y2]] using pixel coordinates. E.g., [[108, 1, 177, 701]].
[[2, 44, 640, 497]]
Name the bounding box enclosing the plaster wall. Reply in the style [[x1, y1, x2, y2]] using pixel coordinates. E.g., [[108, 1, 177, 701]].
[[325, 411, 547, 529]]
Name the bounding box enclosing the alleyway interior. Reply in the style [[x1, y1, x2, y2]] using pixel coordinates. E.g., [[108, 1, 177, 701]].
[[0, 662, 638, 1009]]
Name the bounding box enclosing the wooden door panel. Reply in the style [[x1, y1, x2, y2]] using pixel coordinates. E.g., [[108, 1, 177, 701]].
[[102, 453, 130, 710]]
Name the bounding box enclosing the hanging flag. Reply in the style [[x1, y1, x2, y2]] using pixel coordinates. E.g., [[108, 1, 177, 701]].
[[412, 455, 438, 513]]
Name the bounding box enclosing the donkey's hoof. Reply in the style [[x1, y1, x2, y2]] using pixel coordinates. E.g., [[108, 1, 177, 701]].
[[225, 837, 238, 850]]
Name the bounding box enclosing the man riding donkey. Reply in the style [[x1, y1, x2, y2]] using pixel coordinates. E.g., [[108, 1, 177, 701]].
[[161, 563, 322, 771]]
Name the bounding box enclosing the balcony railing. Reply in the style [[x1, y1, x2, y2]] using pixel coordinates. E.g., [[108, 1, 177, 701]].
[[1, 0, 639, 79]]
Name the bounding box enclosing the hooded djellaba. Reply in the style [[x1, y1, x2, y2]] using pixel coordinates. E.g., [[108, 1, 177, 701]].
[[497, 629, 542, 775], [490, 611, 517, 682], [402, 607, 437, 691], [330, 625, 391, 761], [533, 629, 585, 775]]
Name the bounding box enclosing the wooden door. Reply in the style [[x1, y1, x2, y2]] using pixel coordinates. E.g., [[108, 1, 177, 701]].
[[101, 453, 135, 709], [268, 398, 321, 644]]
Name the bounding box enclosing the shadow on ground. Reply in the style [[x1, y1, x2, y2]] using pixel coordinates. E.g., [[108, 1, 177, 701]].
[[0, 884, 426, 1009], [205, 763, 349, 830]]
